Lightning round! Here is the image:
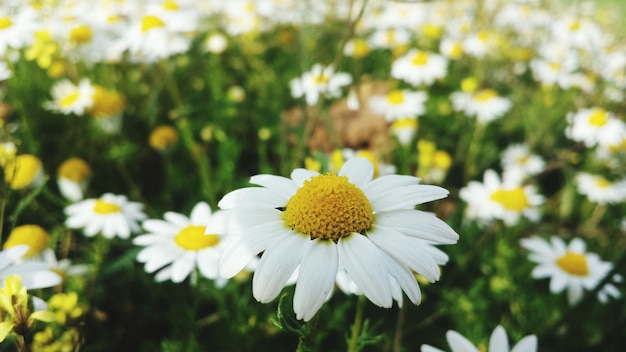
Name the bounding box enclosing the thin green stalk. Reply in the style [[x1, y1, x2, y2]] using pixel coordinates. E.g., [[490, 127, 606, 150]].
[[347, 295, 367, 352], [393, 303, 407, 352], [296, 310, 321, 352], [464, 120, 485, 183]]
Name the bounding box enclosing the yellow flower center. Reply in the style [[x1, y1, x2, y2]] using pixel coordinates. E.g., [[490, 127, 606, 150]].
[[0, 17, 12, 30], [141, 15, 165, 32], [569, 21, 581, 31], [57, 158, 91, 181], [387, 90, 405, 105], [474, 89, 498, 102], [588, 109, 608, 127], [149, 125, 179, 151], [461, 77, 479, 93], [88, 86, 126, 118], [449, 42, 463, 59], [69, 25, 93, 44], [490, 187, 529, 211], [411, 51, 429, 66], [283, 174, 373, 241], [351, 38, 369, 58], [392, 117, 418, 130], [93, 200, 121, 214], [549, 62, 561, 71], [385, 29, 396, 45], [60, 91, 80, 108], [3, 225, 50, 257], [477, 31, 489, 42], [595, 177, 610, 188], [3, 154, 42, 190], [174, 225, 220, 250], [556, 252, 589, 276], [163, 0, 179, 10], [313, 73, 329, 85], [516, 155, 530, 165], [432, 150, 452, 169]]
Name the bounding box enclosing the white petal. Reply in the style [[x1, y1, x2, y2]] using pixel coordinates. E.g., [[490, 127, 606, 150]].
[[379, 250, 421, 305], [510, 335, 538, 352], [338, 158, 373, 188], [253, 234, 308, 303], [363, 175, 421, 202], [154, 265, 173, 282], [368, 227, 440, 282], [293, 240, 338, 321], [214, 208, 282, 234], [171, 252, 196, 283], [190, 202, 212, 224], [142, 219, 180, 235], [375, 210, 459, 244], [567, 281, 584, 305], [249, 174, 299, 198], [489, 326, 509, 352], [446, 330, 479, 352], [133, 234, 171, 246], [290, 168, 318, 186], [197, 249, 220, 279], [549, 272, 568, 293], [163, 212, 190, 227], [218, 188, 288, 209], [420, 345, 446, 352], [338, 234, 392, 308], [369, 185, 449, 211], [568, 238, 586, 253], [0, 245, 29, 271], [16, 271, 62, 290]]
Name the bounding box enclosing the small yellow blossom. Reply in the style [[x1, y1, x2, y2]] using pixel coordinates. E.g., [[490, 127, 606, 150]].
[[3, 225, 50, 257], [3, 154, 44, 190], [149, 125, 179, 151]]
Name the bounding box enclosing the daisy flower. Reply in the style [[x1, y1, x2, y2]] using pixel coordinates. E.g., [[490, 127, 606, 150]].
[[56, 157, 91, 202], [565, 108, 626, 149], [575, 172, 626, 204], [64, 193, 147, 239], [0, 245, 62, 290], [391, 49, 448, 86], [462, 31, 498, 58], [44, 79, 95, 116], [500, 143, 545, 182], [3, 225, 49, 258], [368, 89, 428, 122], [390, 118, 418, 146], [217, 157, 459, 321], [450, 89, 512, 124], [3, 154, 44, 190], [133, 202, 230, 284], [459, 169, 544, 226], [520, 236, 613, 305], [0, 6, 39, 56], [367, 28, 411, 50], [289, 64, 352, 106], [421, 325, 537, 352]]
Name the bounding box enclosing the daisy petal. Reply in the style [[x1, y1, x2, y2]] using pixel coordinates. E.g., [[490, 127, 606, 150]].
[[250, 174, 299, 198], [375, 210, 459, 244], [511, 335, 537, 352], [290, 169, 318, 186], [338, 158, 373, 187], [218, 188, 288, 209], [171, 252, 196, 283], [489, 326, 509, 352], [446, 330, 479, 352]]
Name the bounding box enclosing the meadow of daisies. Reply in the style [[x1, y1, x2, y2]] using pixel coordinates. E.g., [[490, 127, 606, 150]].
[[1, 0, 626, 351]]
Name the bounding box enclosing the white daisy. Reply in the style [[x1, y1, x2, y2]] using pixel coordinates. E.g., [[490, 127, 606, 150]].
[[44, 79, 95, 116], [565, 108, 626, 149], [289, 64, 352, 106], [575, 172, 626, 205], [133, 202, 230, 284], [0, 245, 62, 290], [520, 236, 613, 305], [390, 118, 418, 146], [450, 89, 512, 124], [391, 49, 448, 86], [421, 325, 537, 352], [0, 6, 38, 56], [368, 28, 411, 50], [56, 157, 91, 202], [217, 157, 459, 321], [64, 193, 147, 239], [368, 89, 427, 122], [462, 31, 497, 58], [459, 169, 544, 226], [500, 143, 545, 182]]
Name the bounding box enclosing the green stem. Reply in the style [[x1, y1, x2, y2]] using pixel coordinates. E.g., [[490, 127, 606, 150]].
[[347, 295, 366, 352], [464, 120, 485, 183], [393, 303, 407, 352], [295, 310, 321, 352]]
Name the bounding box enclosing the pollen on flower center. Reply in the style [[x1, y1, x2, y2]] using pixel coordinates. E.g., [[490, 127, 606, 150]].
[[595, 177, 610, 188], [387, 90, 405, 105], [0, 17, 12, 30], [556, 252, 589, 276], [60, 91, 80, 107], [174, 225, 219, 250], [69, 25, 93, 44], [141, 15, 165, 32], [412, 51, 429, 66], [588, 109, 608, 127], [93, 200, 121, 214], [283, 174, 373, 241], [490, 187, 529, 211]]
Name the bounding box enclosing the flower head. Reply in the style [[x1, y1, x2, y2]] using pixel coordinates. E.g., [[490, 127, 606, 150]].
[[217, 158, 459, 321], [391, 49, 448, 86], [57, 157, 91, 202], [289, 64, 352, 105], [44, 79, 95, 115], [3, 154, 44, 190], [520, 236, 613, 305], [421, 325, 537, 352], [3, 225, 49, 258]]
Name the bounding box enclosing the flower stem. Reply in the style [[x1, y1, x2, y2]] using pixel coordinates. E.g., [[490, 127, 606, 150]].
[[295, 310, 321, 352], [393, 303, 407, 352], [347, 295, 366, 352]]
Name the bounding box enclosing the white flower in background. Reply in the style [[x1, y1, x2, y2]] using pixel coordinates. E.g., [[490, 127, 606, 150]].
[[391, 49, 448, 86], [369, 89, 427, 122], [343, 38, 370, 59], [289, 64, 352, 105], [421, 325, 537, 352], [64, 193, 147, 239], [0, 6, 39, 56], [462, 31, 497, 58], [368, 27, 411, 50], [597, 274, 622, 304], [391, 118, 418, 146], [501, 143, 545, 182], [450, 89, 512, 124], [0, 245, 62, 290], [459, 169, 544, 226], [44, 79, 95, 115], [41, 249, 90, 280], [530, 57, 578, 89], [217, 158, 458, 321], [565, 108, 626, 149], [133, 202, 231, 284], [575, 172, 626, 204], [439, 37, 464, 60], [520, 236, 613, 305], [550, 16, 606, 52], [56, 157, 91, 202], [204, 32, 228, 54]]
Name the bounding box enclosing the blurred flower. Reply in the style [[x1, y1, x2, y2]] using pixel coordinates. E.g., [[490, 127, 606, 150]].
[[462, 31, 498, 58], [47, 292, 85, 325], [597, 274, 622, 304], [0, 246, 62, 290], [57, 157, 91, 202], [134, 202, 231, 284], [0, 141, 16, 168], [204, 32, 228, 54], [289, 64, 352, 105], [439, 37, 464, 60], [417, 140, 452, 184], [565, 108, 626, 149], [391, 118, 418, 146], [500, 143, 545, 182], [40, 249, 89, 283], [369, 89, 427, 122], [24, 30, 58, 69], [368, 28, 411, 50], [343, 37, 370, 59], [421, 325, 537, 352], [3, 153, 45, 190], [0, 275, 56, 343], [217, 158, 458, 321], [575, 172, 626, 204], [88, 85, 126, 133], [520, 236, 613, 305], [64, 193, 147, 239], [149, 125, 179, 151], [459, 169, 544, 226], [0, 7, 38, 56], [227, 86, 245, 103], [391, 49, 448, 86], [44, 79, 95, 116], [450, 89, 512, 124], [32, 326, 81, 352], [3, 225, 49, 258]]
